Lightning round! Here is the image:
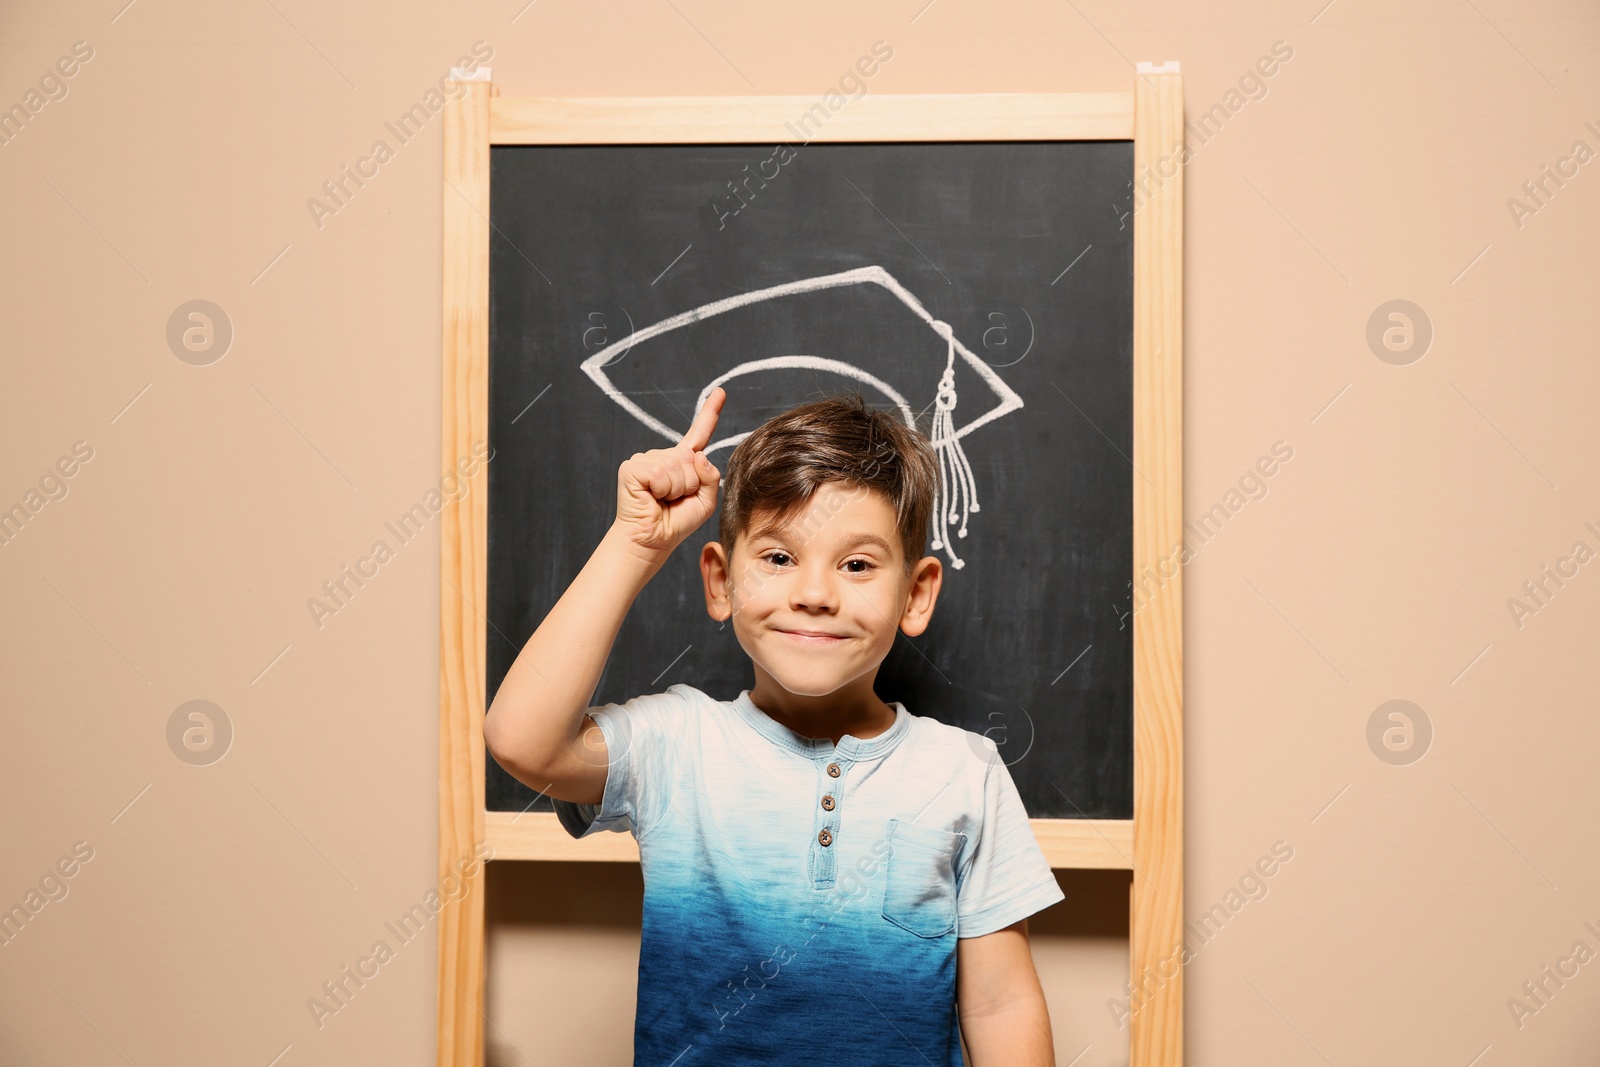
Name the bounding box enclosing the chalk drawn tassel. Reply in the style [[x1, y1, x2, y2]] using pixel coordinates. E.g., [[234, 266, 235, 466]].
[[928, 320, 978, 570]]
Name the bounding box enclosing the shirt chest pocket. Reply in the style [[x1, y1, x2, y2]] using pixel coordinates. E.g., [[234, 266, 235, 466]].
[[881, 819, 966, 938]]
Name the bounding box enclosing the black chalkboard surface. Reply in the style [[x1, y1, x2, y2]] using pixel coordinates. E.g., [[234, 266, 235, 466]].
[[485, 140, 1133, 820]]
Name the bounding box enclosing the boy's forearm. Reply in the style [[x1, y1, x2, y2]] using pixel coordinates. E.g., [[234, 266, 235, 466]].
[[483, 521, 666, 780], [960, 991, 1055, 1067]]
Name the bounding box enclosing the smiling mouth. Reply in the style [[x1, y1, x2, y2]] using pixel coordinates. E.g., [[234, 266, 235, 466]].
[[775, 628, 848, 643]]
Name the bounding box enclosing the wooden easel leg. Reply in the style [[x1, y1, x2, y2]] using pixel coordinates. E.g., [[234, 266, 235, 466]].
[[1130, 61, 1185, 1067], [437, 868, 487, 1067], [439, 72, 493, 1067]]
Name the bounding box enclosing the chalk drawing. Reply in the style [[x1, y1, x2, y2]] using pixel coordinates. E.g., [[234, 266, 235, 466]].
[[579, 265, 1024, 570]]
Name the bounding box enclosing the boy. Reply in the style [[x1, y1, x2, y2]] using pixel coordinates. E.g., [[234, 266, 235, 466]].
[[484, 386, 1064, 1065]]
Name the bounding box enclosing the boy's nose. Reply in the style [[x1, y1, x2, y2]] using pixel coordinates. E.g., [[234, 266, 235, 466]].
[[788, 564, 839, 611]]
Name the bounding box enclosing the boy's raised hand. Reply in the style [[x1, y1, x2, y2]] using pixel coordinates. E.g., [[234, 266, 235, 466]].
[[614, 386, 726, 559]]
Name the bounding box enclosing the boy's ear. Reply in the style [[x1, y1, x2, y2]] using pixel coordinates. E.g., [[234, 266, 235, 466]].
[[700, 541, 732, 621], [898, 555, 943, 637]]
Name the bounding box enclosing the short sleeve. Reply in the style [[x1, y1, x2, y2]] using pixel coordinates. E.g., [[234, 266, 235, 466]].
[[953, 744, 1065, 937], [551, 684, 699, 841]]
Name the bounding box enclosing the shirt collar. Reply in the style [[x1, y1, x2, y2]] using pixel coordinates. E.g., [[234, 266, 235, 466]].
[[732, 688, 911, 761]]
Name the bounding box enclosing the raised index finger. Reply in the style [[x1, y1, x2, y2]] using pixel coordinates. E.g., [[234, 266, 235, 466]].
[[679, 386, 726, 452]]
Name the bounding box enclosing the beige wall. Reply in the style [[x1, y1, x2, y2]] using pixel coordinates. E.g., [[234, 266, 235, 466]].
[[3, 1, 1597, 1064]]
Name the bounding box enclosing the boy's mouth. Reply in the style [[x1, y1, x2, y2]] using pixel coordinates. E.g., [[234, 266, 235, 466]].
[[773, 627, 848, 644]]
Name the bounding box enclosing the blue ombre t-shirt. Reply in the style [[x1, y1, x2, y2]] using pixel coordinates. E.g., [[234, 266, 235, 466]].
[[553, 683, 1064, 1066]]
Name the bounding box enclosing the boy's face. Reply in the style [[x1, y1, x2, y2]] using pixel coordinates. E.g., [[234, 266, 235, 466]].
[[699, 482, 942, 698]]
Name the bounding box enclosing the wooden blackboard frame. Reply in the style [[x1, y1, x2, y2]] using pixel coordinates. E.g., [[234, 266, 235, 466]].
[[438, 70, 1184, 1067]]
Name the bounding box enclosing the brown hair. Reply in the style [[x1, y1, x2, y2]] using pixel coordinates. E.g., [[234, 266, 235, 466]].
[[716, 391, 939, 575]]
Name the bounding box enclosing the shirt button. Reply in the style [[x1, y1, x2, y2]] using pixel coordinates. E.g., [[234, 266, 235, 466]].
[[817, 828, 833, 846], [826, 762, 841, 777], [821, 794, 836, 811]]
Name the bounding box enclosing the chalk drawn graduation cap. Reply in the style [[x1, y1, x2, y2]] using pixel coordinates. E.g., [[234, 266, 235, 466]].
[[580, 265, 1023, 571]]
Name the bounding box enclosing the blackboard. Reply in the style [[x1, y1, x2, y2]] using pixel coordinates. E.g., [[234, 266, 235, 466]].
[[485, 139, 1134, 820]]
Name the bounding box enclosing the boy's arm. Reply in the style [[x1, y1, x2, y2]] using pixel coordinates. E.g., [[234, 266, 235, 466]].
[[482, 388, 725, 806], [482, 525, 665, 805], [957, 919, 1055, 1067]]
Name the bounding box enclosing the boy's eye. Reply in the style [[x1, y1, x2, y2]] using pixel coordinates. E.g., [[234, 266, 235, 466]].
[[758, 552, 875, 574]]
